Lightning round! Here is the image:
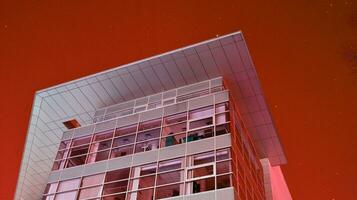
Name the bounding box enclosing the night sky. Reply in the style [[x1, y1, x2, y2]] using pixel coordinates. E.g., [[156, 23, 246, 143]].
[[0, 1, 356, 199]]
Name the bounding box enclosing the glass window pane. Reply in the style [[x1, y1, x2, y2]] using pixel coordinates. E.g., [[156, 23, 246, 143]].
[[93, 130, 114, 142], [89, 139, 112, 153], [77, 186, 102, 199], [110, 145, 134, 158], [155, 183, 183, 199], [187, 126, 213, 142], [57, 178, 80, 192], [216, 161, 232, 174], [189, 106, 213, 120], [136, 128, 160, 142], [44, 182, 58, 194], [87, 150, 110, 163], [160, 132, 186, 148], [101, 193, 126, 200], [138, 119, 162, 131], [115, 124, 137, 137], [134, 140, 159, 153], [129, 175, 155, 190], [189, 117, 213, 130], [58, 140, 71, 150], [66, 155, 87, 168], [163, 112, 187, 126], [216, 148, 231, 161], [113, 135, 135, 147], [217, 174, 232, 189], [55, 150, 69, 160], [187, 151, 214, 166], [156, 170, 183, 185], [187, 165, 214, 179], [105, 168, 130, 182], [69, 144, 89, 157], [102, 180, 128, 195], [162, 122, 186, 137], [54, 191, 77, 200], [127, 188, 154, 200], [130, 163, 157, 178], [71, 137, 91, 147], [185, 177, 215, 194], [81, 173, 105, 187], [215, 102, 229, 113], [158, 158, 183, 172], [216, 124, 230, 136], [216, 113, 230, 125]]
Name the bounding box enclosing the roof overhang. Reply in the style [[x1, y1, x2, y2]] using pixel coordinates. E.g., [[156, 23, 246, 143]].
[[15, 31, 286, 200]]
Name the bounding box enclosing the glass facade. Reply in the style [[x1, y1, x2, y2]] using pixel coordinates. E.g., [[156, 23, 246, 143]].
[[44, 149, 232, 200], [45, 80, 265, 200], [52, 103, 230, 171]]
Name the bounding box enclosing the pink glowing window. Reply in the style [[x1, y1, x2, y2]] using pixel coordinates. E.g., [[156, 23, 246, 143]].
[[115, 124, 137, 137], [57, 178, 80, 192], [189, 106, 213, 120], [93, 130, 114, 142], [156, 170, 183, 185], [71, 136, 91, 147], [54, 191, 77, 200], [138, 119, 162, 131], [77, 186, 102, 199], [163, 112, 187, 126], [43, 182, 58, 195], [105, 168, 130, 182], [187, 164, 214, 179], [158, 158, 183, 172], [81, 173, 105, 187], [187, 151, 215, 167], [155, 183, 183, 199], [185, 177, 215, 194], [102, 180, 128, 195]]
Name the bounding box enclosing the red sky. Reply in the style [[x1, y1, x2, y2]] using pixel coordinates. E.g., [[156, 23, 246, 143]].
[[0, 1, 356, 199]]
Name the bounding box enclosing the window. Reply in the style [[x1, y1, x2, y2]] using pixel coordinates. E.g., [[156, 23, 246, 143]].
[[54, 191, 77, 200], [113, 134, 135, 147], [136, 128, 160, 142], [115, 124, 137, 137], [163, 112, 187, 126], [187, 151, 215, 166], [155, 183, 183, 199], [63, 119, 81, 129], [189, 106, 213, 120], [127, 188, 154, 200], [134, 139, 159, 153], [138, 119, 162, 131], [158, 158, 184, 172], [156, 170, 183, 186], [185, 177, 215, 194], [101, 193, 126, 200], [43, 183, 58, 195], [77, 186, 102, 199], [110, 145, 134, 158], [57, 178, 80, 192], [102, 179, 128, 195], [105, 168, 130, 183], [81, 173, 105, 187], [189, 117, 213, 130], [186, 163, 215, 181]]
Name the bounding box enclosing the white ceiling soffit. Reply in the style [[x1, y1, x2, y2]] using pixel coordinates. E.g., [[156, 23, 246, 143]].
[[15, 31, 286, 200]]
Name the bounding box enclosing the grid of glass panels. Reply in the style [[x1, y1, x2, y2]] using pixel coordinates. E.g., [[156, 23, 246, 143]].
[[44, 148, 233, 200], [93, 78, 224, 123], [229, 95, 265, 200], [52, 102, 231, 171]]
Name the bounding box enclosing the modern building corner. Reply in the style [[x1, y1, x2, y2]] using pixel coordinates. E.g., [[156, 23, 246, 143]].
[[15, 31, 292, 200]]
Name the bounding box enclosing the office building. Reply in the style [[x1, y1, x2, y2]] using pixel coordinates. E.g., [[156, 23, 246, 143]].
[[15, 32, 291, 200]]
